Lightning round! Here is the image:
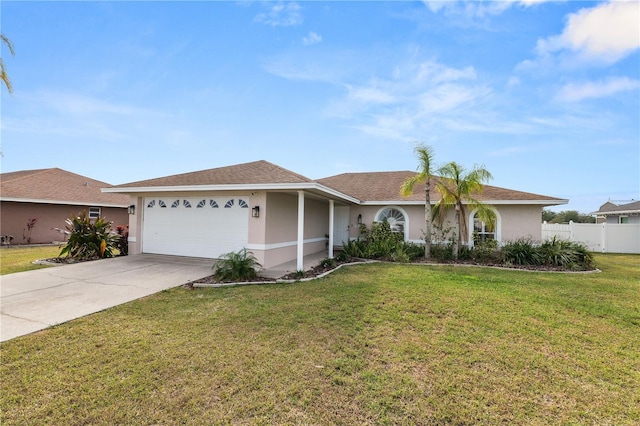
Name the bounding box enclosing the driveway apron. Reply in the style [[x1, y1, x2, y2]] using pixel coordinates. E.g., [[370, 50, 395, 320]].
[[0, 254, 212, 342]]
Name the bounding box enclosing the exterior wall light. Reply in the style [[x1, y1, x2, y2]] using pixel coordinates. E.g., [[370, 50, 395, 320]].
[[128, 204, 136, 215], [357, 214, 362, 225], [252, 206, 260, 218]]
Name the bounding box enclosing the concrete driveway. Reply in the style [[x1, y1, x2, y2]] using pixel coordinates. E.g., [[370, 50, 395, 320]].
[[1, 254, 212, 342]]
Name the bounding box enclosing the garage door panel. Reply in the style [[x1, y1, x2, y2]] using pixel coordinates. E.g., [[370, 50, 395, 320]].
[[142, 197, 249, 258]]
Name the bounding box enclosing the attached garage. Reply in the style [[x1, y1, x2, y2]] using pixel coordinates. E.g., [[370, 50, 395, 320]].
[[142, 196, 249, 258]]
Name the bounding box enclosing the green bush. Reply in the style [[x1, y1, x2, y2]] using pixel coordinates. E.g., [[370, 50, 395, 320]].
[[539, 237, 594, 270], [340, 239, 366, 259], [318, 258, 336, 269], [213, 248, 262, 282], [472, 239, 501, 264], [430, 242, 455, 262], [501, 238, 542, 266], [59, 211, 119, 260]]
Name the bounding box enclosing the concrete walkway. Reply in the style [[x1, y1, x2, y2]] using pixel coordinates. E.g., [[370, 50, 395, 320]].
[[0, 254, 212, 342]]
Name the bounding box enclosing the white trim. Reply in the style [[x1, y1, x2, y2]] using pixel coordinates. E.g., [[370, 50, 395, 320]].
[[0, 197, 128, 208], [360, 199, 568, 206], [246, 237, 326, 251], [329, 200, 335, 259], [102, 182, 360, 204], [598, 210, 640, 216], [297, 191, 305, 270]]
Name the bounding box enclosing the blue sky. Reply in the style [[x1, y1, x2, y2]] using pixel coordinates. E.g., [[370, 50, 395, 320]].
[[1, 1, 638, 213]]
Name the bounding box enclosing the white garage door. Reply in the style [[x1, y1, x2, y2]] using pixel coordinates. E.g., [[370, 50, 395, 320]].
[[142, 197, 249, 258]]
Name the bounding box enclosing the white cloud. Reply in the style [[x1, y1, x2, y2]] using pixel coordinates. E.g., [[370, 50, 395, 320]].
[[536, 1, 640, 64], [422, 0, 553, 17], [302, 31, 322, 46], [254, 2, 302, 27], [555, 77, 640, 102], [345, 85, 396, 104]]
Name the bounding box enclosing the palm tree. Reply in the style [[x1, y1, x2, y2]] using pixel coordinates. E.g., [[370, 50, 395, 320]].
[[400, 144, 436, 260], [432, 161, 495, 259], [1, 33, 15, 94]]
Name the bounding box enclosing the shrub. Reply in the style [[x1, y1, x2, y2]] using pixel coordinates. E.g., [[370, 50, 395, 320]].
[[59, 211, 119, 260], [539, 237, 594, 270], [213, 248, 261, 282], [115, 225, 129, 256], [430, 242, 455, 262], [340, 238, 366, 259], [334, 250, 351, 262], [472, 239, 500, 264], [318, 258, 335, 269], [403, 242, 426, 261], [501, 238, 542, 266]]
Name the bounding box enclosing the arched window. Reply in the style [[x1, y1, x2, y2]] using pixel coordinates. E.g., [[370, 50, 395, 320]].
[[375, 207, 407, 238], [472, 211, 498, 245]]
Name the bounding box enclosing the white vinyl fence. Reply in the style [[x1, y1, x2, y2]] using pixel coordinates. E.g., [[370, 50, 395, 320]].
[[541, 222, 640, 254]]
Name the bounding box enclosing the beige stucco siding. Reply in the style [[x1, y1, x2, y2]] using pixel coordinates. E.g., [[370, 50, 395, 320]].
[[495, 205, 543, 242], [347, 203, 543, 245], [0, 201, 127, 245], [303, 198, 329, 240], [264, 192, 298, 245]]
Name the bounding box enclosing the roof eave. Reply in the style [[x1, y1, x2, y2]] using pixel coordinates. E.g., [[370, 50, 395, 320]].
[[591, 209, 640, 216], [102, 183, 360, 204], [0, 197, 128, 208], [360, 199, 568, 206]]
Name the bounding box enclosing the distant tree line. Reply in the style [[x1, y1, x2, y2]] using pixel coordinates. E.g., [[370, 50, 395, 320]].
[[542, 209, 595, 224]]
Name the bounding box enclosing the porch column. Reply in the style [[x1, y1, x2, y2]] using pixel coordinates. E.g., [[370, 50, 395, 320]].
[[297, 191, 305, 271], [328, 200, 335, 259]]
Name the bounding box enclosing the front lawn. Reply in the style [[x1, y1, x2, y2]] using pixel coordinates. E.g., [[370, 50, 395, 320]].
[[1, 254, 638, 424], [0, 245, 61, 275]]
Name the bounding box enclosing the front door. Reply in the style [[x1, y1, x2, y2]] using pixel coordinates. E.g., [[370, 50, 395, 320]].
[[333, 206, 350, 246]]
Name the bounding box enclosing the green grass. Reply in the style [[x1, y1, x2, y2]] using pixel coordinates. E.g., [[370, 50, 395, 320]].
[[0, 245, 62, 275], [1, 254, 639, 424]]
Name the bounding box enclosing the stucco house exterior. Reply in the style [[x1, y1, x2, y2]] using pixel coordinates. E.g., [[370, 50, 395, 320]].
[[1, 168, 130, 245], [591, 200, 640, 224], [104, 160, 567, 270]]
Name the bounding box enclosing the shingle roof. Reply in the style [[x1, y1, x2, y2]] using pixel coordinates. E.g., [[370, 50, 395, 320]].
[[113, 160, 313, 188], [317, 171, 566, 203], [593, 200, 640, 214], [1, 168, 129, 206], [108, 160, 565, 205]]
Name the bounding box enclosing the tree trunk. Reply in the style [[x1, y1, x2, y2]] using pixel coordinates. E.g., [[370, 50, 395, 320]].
[[424, 182, 432, 260], [453, 206, 460, 259]]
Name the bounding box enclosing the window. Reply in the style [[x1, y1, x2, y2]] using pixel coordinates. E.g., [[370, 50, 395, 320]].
[[224, 199, 235, 208], [376, 208, 406, 234], [619, 216, 629, 224], [473, 212, 496, 244], [89, 207, 101, 219]]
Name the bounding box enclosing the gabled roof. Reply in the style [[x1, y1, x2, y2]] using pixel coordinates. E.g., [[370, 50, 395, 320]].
[[113, 160, 313, 188], [317, 171, 567, 205], [592, 200, 640, 215], [105, 160, 566, 206], [105, 160, 360, 203], [1, 168, 129, 207]]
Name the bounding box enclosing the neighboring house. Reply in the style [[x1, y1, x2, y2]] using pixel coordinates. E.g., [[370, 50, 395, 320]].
[[104, 160, 567, 270], [591, 200, 640, 224], [1, 168, 130, 244]]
